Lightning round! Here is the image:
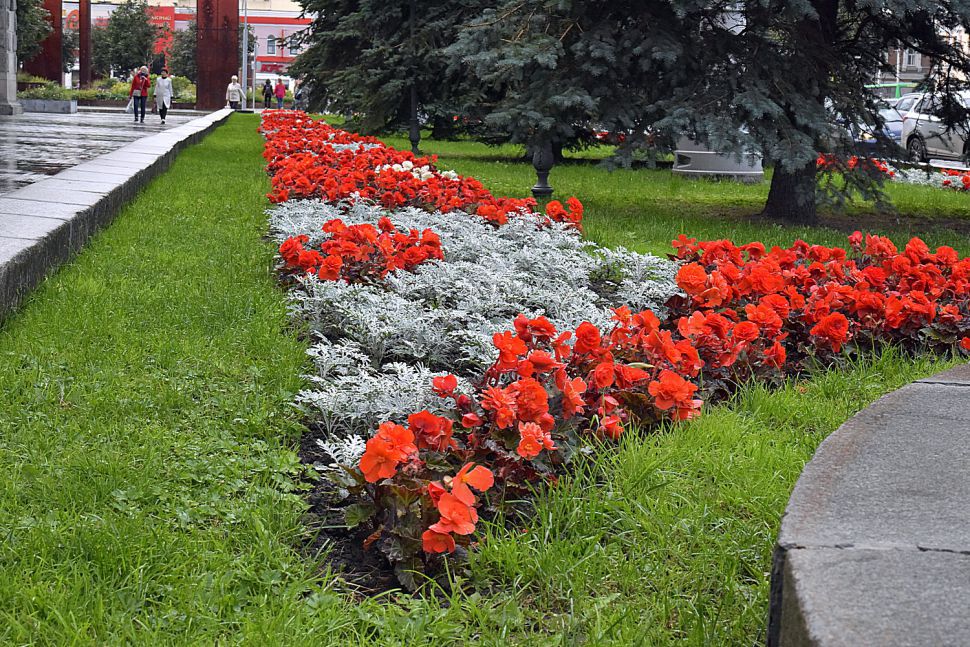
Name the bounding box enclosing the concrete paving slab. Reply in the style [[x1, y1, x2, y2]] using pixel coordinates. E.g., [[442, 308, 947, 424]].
[[0, 197, 87, 220], [917, 363, 970, 386], [9, 183, 105, 205], [779, 548, 970, 647], [0, 108, 232, 319], [19, 177, 122, 195], [0, 213, 71, 239], [72, 158, 146, 172], [55, 169, 136, 183], [777, 382, 970, 553]]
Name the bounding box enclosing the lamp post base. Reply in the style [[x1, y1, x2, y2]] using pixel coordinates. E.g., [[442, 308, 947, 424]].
[[531, 140, 555, 199]]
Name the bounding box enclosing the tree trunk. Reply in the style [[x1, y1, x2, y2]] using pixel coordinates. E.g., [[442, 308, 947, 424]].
[[762, 161, 818, 225], [430, 116, 456, 140]]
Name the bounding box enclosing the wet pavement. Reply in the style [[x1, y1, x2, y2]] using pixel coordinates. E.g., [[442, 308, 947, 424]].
[[0, 110, 196, 195]]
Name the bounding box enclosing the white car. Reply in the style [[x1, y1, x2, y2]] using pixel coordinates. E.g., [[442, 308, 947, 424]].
[[900, 91, 970, 163], [891, 93, 921, 114]]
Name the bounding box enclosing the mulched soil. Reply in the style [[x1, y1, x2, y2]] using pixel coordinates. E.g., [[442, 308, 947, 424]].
[[297, 425, 400, 595]]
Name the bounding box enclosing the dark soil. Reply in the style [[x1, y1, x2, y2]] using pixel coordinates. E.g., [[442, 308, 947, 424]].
[[297, 425, 400, 595]]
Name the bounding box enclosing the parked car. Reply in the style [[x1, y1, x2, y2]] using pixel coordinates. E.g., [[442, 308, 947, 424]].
[[878, 107, 904, 144], [836, 102, 902, 147], [891, 93, 921, 114], [900, 91, 970, 163]]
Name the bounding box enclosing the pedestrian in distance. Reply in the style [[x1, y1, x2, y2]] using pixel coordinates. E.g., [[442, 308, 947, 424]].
[[226, 75, 244, 110], [153, 68, 173, 125], [262, 79, 274, 109], [129, 66, 151, 124], [274, 78, 286, 109]]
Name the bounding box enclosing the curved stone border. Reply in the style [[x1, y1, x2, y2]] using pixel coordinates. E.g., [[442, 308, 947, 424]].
[[0, 108, 232, 320], [768, 363, 970, 646]]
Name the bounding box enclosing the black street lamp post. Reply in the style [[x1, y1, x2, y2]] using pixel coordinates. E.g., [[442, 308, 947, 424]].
[[531, 139, 554, 198], [408, 0, 421, 156]]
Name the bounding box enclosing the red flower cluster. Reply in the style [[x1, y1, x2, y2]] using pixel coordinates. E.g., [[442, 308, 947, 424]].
[[278, 216, 443, 282], [816, 154, 895, 177], [260, 111, 582, 228], [671, 232, 970, 362], [940, 168, 970, 191], [357, 230, 970, 571]]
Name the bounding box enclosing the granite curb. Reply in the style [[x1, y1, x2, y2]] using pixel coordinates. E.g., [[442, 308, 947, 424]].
[[0, 108, 233, 320], [768, 363, 970, 646]]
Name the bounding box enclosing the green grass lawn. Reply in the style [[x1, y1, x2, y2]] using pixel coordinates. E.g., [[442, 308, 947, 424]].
[[0, 116, 960, 644]]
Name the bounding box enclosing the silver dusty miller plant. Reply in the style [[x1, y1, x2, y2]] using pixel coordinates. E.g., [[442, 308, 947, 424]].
[[271, 197, 682, 445]]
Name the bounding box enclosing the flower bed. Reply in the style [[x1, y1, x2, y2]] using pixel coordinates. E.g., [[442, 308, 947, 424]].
[[816, 153, 970, 192], [264, 112, 970, 588]]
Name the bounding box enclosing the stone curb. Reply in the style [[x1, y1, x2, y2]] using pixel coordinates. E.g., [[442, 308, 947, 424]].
[[768, 363, 970, 646], [0, 108, 233, 322]]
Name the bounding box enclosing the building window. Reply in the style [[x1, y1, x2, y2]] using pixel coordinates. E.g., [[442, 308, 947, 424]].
[[266, 36, 276, 55], [904, 48, 920, 70]]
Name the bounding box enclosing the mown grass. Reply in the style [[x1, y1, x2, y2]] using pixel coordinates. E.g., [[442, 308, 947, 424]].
[[0, 116, 960, 644], [381, 134, 970, 257]]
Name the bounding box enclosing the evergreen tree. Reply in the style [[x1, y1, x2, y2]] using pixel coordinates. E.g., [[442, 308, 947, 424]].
[[289, 0, 489, 135], [15, 0, 52, 63], [449, 3, 712, 156], [669, 2, 970, 223], [452, 1, 970, 223]]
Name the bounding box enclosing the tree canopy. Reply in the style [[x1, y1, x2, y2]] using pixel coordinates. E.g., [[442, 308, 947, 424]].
[[15, 0, 52, 63], [94, 0, 160, 77], [289, 0, 489, 135]]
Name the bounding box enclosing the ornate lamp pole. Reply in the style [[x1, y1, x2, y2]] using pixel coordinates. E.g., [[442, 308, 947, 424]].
[[531, 139, 554, 198], [408, 0, 420, 155]]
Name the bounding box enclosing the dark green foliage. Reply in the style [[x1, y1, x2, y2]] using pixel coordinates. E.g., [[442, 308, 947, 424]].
[[61, 28, 78, 74], [449, 1, 970, 223], [90, 25, 112, 79], [94, 0, 160, 77], [15, 0, 52, 63], [167, 20, 197, 82], [289, 0, 489, 134]]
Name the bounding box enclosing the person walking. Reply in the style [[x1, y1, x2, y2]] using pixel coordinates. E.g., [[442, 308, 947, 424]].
[[226, 75, 243, 110], [153, 68, 173, 125], [274, 78, 286, 109], [262, 79, 273, 109], [129, 66, 151, 124]]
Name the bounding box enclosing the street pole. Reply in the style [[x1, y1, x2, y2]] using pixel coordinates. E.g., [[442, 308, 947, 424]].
[[408, 0, 420, 155], [241, 0, 249, 109], [252, 41, 258, 110]]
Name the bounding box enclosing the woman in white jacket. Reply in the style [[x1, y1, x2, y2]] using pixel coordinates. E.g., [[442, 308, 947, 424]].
[[226, 75, 243, 110], [153, 68, 174, 124]]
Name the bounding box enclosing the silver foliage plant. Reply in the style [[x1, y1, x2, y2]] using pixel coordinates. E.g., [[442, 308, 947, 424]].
[[270, 197, 681, 441]]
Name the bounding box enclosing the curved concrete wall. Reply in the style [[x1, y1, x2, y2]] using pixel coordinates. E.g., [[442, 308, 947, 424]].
[[768, 363, 970, 646]]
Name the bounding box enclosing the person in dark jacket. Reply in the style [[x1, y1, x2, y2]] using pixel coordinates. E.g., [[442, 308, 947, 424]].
[[262, 80, 273, 109], [129, 66, 151, 124]]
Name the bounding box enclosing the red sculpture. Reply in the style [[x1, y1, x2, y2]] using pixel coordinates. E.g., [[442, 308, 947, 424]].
[[196, 0, 239, 110], [79, 0, 91, 86]]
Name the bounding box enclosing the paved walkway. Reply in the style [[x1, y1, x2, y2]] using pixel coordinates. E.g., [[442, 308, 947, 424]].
[[0, 110, 195, 195], [0, 108, 232, 318]]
